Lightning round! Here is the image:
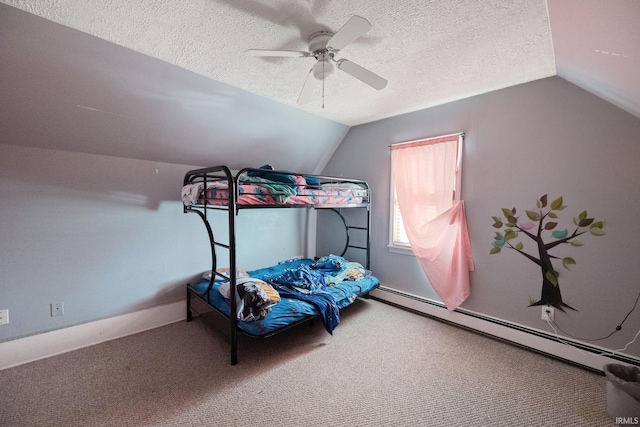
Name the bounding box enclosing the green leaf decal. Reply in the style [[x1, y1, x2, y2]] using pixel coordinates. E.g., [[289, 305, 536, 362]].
[[490, 246, 501, 255], [526, 210, 541, 221], [515, 242, 523, 250], [590, 227, 606, 236], [545, 270, 559, 286], [562, 257, 576, 270], [505, 229, 518, 241], [550, 196, 563, 210], [570, 239, 584, 247], [590, 221, 604, 230], [548, 212, 558, 218], [579, 210, 587, 221], [501, 208, 516, 218]]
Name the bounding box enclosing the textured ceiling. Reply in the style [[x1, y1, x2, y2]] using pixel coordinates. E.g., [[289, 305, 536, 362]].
[[3, 0, 639, 127], [1, 0, 558, 126]]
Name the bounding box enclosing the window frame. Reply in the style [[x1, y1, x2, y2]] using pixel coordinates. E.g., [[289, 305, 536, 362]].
[[388, 133, 464, 255]]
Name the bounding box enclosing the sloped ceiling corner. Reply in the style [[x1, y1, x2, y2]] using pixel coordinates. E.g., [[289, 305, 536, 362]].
[[547, 0, 640, 120]]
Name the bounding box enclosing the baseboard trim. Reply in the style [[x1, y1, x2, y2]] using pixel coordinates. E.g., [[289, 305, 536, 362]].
[[0, 300, 186, 371], [370, 287, 640, 372]]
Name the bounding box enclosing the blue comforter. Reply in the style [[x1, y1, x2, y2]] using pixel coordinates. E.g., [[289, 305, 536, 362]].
[[189, 258, 379, 337]]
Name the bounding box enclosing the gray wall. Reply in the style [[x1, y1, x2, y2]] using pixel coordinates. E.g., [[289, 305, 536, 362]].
[[0, 144, 307, 342], [3, 74, 639, 359], [321, 76, 640, 356], [0, 3, 346, 344]]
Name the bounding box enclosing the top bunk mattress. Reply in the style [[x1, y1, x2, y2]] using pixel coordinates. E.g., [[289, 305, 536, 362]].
[[182, 166, 369, 208]]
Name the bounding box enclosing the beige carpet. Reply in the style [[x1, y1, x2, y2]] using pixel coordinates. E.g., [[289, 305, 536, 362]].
[[0, 299, 613, 426]]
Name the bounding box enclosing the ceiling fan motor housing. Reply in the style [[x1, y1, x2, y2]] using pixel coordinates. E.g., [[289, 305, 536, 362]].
[[308, 31, 336, 80], [308, 31, 334, 54]]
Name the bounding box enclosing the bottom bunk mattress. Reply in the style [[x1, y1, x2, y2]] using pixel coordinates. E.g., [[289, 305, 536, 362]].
[[188, 258, 379, 337]]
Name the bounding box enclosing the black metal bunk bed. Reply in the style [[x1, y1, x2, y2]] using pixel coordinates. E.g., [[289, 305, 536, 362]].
[[182, 165, 378, 365]]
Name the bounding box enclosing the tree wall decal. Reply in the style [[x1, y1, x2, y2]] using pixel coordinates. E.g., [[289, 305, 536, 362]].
[[490, 195, 605, 311]]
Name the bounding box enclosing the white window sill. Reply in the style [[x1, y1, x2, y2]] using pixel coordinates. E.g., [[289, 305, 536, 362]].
[[388, 244, 414, 256]]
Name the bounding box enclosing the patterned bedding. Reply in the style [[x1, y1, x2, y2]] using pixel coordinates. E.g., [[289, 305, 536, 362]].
[[182, 171, 368, 207], [189, 258, 380, 337]]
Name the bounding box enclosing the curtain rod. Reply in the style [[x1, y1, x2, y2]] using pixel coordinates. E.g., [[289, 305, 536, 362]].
[[388, 132, 465, 148]]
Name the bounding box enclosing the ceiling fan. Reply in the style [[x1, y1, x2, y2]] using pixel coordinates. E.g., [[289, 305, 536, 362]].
[[246, 15, 387, 105]]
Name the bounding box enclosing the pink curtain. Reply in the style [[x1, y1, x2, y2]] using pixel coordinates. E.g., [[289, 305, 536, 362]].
[[392, 136, 474, 310]]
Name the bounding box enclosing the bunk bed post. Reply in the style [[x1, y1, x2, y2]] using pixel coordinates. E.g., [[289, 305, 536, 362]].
[[226, 167, 238, 366], [366, 189, 371, 270], [186, 285, 192, 322]]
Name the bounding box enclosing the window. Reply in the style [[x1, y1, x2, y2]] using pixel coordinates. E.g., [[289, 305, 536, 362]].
[[390, 186, 410, 248], [389, 133, 463, 254]]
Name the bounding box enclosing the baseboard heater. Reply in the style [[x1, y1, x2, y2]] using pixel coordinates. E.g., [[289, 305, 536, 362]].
[[370, 286, 640, 372]]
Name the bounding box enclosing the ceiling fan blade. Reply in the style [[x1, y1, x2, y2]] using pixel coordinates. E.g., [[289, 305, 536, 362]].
[[336, 59, 387, 90], [245, 49, 310, 58], [297, 68, 317, 104], [326, 15, 372, 51]]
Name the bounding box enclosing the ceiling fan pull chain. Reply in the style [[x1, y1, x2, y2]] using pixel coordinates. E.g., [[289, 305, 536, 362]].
[[322, 60, 325, 108]]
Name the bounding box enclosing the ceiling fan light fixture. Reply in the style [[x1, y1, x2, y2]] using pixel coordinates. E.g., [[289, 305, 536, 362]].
[[312, 60, 334, 80]]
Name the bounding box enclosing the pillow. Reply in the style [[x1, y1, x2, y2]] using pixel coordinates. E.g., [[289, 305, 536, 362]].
[[304, 176, 321, 187]]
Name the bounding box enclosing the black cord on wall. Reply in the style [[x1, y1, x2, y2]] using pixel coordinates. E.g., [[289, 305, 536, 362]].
[[551, 291, 640, 342]]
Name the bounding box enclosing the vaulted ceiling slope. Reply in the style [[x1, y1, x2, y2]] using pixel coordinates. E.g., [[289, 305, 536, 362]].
[[548, 0, 640, 120], [0, 3, 349, 172], [1, 1, 638, 169]]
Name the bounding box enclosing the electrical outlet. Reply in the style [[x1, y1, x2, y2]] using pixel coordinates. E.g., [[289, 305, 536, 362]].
[[541, 305, 554, 322], [51, 302, 64, 317], [0, 309, 8, 325]]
